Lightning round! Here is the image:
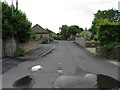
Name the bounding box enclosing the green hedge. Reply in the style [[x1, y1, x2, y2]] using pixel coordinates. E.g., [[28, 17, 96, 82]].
[[97, 19, 120, 45], [98, 25, 120, 45]]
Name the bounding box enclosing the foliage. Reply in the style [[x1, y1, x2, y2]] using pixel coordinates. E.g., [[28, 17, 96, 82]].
[[60, 25, 69, 40], [53, 36, 63, 40], [97, 19, 120, 45], [60, 25, 83, 40], [49, 37, 54, 42], [76, 32, 90, 41], [42, 38, 49, 44], [14, 48, 25, 57], [2, 2, 34, 42], [0, 3, 2, 39], [90, 9, 120, 35], [101, 42, 120, 57]]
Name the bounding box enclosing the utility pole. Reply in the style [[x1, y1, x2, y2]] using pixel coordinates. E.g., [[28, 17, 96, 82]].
[[16, 0, 18, 10], [11, 0, 14, 57], [15, 0, 20, 51], [0, 0, 2, 58], [118, 1, 120, 12]]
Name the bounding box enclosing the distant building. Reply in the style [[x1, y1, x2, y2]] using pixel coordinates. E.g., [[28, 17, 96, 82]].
[[118, 1, 120, 12], [32, 24, 50, 43]]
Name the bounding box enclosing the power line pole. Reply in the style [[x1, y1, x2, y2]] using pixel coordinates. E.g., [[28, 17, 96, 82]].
[[118, 1, 120, 12], [16, 0, 18, 10], [0, 0, 2, 58], [15, 0, 20, 51], [11, 0, 14, 57]]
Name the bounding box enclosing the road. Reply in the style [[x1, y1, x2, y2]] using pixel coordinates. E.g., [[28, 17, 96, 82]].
[[2, 41, 119, 88]]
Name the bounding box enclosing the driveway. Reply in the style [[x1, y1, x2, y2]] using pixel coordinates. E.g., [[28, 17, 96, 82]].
[[2, 41, 120, 88]]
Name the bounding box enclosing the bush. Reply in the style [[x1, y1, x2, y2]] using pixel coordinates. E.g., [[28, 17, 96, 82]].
[[42, 38, 49, 44], [76, 32, 90, 41], [53, 36, 64, 40], [49, 37, 54, 42], [101, 42, 120, 58], [98, 19, 120, 45], [14, 48, 25, 57]]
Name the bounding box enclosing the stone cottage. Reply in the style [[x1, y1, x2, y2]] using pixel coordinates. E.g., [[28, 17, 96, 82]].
[[32, 24, 50, 43]]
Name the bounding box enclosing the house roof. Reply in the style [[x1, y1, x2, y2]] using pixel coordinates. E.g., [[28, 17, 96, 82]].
[[32, 24, 49, 34], [80, 30, 92, 37]]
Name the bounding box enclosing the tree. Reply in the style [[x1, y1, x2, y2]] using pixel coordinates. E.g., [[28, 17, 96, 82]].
[[60, 25, 69, 40], [2, 2, 34, 42], [60, 25, 83, 40], [90, 9, 120, 34]]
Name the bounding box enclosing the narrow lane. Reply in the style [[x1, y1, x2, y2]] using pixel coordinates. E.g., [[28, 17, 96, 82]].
[[2, 41, 119, 88]]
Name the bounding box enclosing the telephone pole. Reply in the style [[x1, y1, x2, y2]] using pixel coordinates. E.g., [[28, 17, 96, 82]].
[[11, 0, 14, 57], [118, 1, 120, 12], [16, 0, 18, 10]]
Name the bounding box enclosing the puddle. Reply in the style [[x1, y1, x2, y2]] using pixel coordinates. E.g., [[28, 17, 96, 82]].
[[53, 67, 120, 89], [13, 75, 35, 88], [30, 65, 43, 72]]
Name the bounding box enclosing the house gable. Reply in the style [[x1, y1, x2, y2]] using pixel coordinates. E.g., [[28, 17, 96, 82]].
[[32, 24, 49, 34]]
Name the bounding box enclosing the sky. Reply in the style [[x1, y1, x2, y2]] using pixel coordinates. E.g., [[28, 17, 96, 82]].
[[3, 0, 120, 33]]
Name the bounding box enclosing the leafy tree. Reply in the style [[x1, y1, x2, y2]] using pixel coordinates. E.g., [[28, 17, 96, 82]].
[[90, 9, 120, 34], [60, 25, 83, 40], [60, 25, 69, 40], [2, 2, 34, 42]]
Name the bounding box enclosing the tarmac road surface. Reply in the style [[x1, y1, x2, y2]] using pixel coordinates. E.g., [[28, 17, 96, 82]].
[[2, 41, 120, 88]]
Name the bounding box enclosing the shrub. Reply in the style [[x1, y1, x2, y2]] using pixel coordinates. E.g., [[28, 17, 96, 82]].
[[76, 32, 90, 41], [98, 19, 120, 45], [101, 42, 120, 57], [49, 37, 54, 42], [14, 48, 25, 57], [53, 36, 63, 40], [42, 38, 49, 44]]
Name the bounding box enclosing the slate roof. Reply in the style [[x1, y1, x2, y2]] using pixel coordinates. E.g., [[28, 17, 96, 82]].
[[32, 24, 49, 34]]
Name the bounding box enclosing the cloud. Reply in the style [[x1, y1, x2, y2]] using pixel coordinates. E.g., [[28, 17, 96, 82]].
[[3, 0, 119, 33]]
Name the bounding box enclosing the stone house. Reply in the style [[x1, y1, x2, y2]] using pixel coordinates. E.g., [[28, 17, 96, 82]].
[[32, 24, 50, 43]]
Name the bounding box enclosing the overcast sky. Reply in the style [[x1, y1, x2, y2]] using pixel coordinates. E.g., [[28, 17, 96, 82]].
[[4, 0, 120, 33]]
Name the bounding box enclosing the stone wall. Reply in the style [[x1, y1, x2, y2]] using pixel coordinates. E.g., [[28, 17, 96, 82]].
[[75, 37, 86, 47], [20, 40, 40, 53], [96, 47, 117, 59], [75, 37, 100, 48], [3, 38, 16, 57], [75, 37, 117, 59], [2, 38, 40, 57], [85, 41, 100, 48]]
